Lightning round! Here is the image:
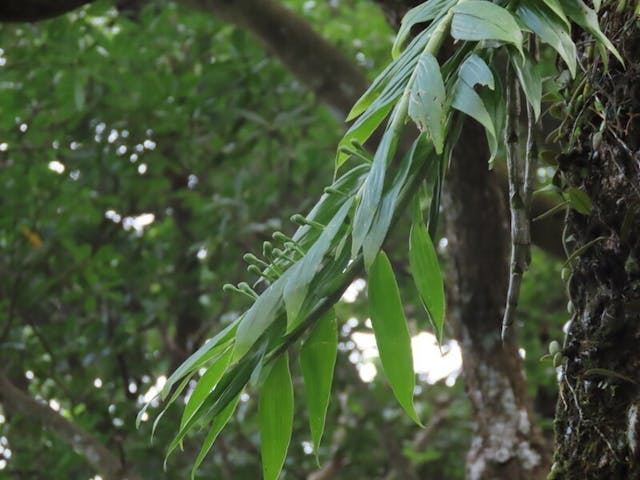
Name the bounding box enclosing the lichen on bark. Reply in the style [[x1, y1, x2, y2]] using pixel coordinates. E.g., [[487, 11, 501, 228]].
[[551, 4, 640, 478]]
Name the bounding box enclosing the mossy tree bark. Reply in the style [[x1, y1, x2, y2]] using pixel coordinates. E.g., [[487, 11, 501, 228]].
[[550, 5, 640, 478]]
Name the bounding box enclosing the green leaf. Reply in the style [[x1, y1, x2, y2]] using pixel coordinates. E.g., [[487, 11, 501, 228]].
[[362, 137, 430, 269], [451, 1, 523, 54], [337, 27, 437, 170], [478, 75, 506, 167], [428, 157, 444, 239], [517, 2, 577, 77], [293, 164, 369, 247], [561, 0, 623, 65], [392, 0, 457, 58], [233, 276, 287, 362], [408, 52, 446, 153], [511, 52, 542, 120], [368, 251, 421, 425], [259, 354, 294, 480], [409, 199, 445, 342], [566, 187, 592, 215], [458, 53, 494, 89], [190, 395, 240, 480], [162, 318, 239, 400], [351, 127, 398, 259], [299, 310, 338, 460], [165, 341, 265, 468], [284, 198, 354, 330], [347, 28, 430, 122], [540, 0, 571, 27], [337, 101, 395, 170], [180, 346, 233, 429], [451, 55, 497, 161], [138, 373, 190, 434]]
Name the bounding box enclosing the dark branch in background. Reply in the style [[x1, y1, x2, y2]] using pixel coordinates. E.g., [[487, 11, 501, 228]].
[[0, 0, 93, 22], [189, 0, 370, 119], [372, 0, 422, 28], [0, 373, 141, 480], [0, 0, 144, 21]]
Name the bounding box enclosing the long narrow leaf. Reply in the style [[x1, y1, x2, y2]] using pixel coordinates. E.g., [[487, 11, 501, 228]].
[[409, 199, 446, 342], [351, 127, 398, 259], [562, 0, 623, 64], [161, 318, 239, 399], [165, 341, 265, 467], [190, 395, 241, 480], [362, 137, 430, 268], [517, 1, 577, 77], [284, 198, 354, 330], [300, 309, 338, 461], [368, 251, 421, 425], [392, 0, 457, 58], [146, 374, 192, 436], [346, 28, 431, 122], [541, 0, 571, 27], [259, 354, 294, 480], [180, 346, 233, 429], [233, 275, 287, 362]]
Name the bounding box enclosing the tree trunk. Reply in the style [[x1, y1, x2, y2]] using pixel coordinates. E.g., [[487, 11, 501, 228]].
[[550, 5, 640, 478], [444, 121, 550, 480]]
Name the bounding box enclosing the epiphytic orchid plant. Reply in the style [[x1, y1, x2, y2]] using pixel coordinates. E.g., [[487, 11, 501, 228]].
[[141, 1, 621, 478]]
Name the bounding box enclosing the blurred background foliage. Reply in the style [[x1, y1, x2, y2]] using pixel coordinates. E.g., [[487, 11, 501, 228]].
[[0, 1, 565, 478]]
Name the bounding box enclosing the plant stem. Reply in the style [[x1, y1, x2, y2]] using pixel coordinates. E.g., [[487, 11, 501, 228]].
[[266, 144, 433, 362], [502, 64, 531, 343]]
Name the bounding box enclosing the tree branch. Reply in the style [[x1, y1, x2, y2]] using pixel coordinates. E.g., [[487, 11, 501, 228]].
[[184, 0, 370, 119], [0, 1, 93, 22], [0, 373, 141, 480]]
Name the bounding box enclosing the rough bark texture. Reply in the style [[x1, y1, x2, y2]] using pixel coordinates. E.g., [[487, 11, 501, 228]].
[[443, 121, 550, 480], [0, 373, 141, 480], [550, 6, 640, 479]]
